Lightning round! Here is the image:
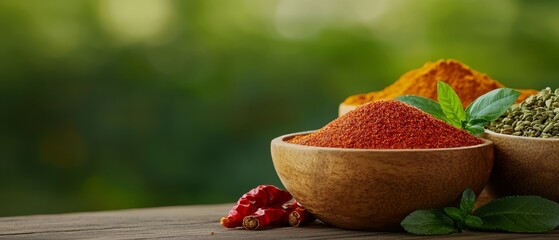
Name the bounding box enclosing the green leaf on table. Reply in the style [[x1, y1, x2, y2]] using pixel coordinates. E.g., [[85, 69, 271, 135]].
[[442, 189, 478, 231], [401, 209, 457, 235], [459, 188, 476, 215], [444, 207, 463, 222], [465, 88, 520, 122], [465, 215, 483, 228], [473, 196, 559, 232], [437, 81, 466, 129], [396, 95, 449, 122]]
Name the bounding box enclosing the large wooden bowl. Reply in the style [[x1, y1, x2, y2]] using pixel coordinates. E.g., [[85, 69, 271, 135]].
[[271, 131, 494, 231], [483, 130, 559, 202]]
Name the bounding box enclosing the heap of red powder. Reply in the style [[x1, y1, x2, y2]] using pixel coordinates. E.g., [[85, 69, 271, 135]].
[[288, 100, 483, 149]]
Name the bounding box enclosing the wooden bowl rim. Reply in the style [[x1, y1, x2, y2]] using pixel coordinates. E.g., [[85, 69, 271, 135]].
[[484, 129, 559, 142], [273, 130, 493, 152]]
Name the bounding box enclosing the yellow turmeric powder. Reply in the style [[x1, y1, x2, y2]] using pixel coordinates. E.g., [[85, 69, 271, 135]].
[[343, 59, 538, 108]]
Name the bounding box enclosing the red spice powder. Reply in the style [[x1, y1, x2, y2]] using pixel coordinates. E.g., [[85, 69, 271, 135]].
[[288, 100, 483, 149]]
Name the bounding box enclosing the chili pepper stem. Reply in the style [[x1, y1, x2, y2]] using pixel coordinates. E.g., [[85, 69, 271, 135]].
[[288, 207, 315, 227], [243, 217, 259, 230], [288, 211, 302, 227]]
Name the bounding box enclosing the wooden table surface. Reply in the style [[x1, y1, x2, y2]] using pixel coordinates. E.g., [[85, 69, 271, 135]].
[[1, 204, 557, 239]]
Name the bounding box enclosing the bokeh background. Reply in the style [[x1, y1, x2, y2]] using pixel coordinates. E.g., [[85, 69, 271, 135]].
[[1, 0, 557, 216]]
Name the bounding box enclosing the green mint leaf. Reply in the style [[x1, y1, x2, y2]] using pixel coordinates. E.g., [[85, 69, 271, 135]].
[[401, 209, 457, 235], [465, 119, 489, 136], [459, 188, 476, 216], [444, 207, 463, 222], [465, 124, 485, 136], [467, 118, 490, 126], [465, 88, 520, 123], [437, 81, 466, 129], [474, 196, 559, 233], [396, 95, 449, 122], [465, 215, 483, 228]]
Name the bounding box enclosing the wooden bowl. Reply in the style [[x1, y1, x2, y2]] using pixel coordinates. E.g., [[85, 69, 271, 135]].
[[271, 131, 494, 231], [483, 130, 559, 201]]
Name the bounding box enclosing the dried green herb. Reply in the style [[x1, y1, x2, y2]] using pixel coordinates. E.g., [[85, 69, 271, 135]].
[[488, 87, 559, 138]]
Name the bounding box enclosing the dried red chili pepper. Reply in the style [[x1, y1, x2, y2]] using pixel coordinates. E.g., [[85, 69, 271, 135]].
[[220, 185, 292, 228], [288, 206, 315, 227], [242, 207, 290, 230], [279, 199, 296, 212]]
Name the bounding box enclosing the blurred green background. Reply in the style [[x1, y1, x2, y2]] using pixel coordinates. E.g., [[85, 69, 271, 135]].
[[1, 0, 557, 216]]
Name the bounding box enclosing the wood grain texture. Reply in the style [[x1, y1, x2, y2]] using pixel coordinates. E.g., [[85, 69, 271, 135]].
[[0, 204, 557, 239], [483, 130, 559, 201]]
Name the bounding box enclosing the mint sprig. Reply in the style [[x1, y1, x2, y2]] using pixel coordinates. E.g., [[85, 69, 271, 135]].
[[396, 81, 520, 136], [401, 188, 559, 235], [442, 188, 479, 230]]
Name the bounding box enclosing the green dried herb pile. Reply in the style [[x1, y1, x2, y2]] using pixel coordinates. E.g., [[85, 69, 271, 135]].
[[488, 87, 559, 138]]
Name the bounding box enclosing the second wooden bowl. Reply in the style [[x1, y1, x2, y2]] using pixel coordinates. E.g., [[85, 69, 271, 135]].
[[483, 130, 559, 201]]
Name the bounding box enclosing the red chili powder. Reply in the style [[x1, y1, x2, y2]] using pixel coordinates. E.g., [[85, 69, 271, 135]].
[[287, 100, 483, 149]]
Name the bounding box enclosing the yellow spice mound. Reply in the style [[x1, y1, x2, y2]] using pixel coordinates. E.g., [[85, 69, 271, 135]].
[[343, 59, 538, 108]]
